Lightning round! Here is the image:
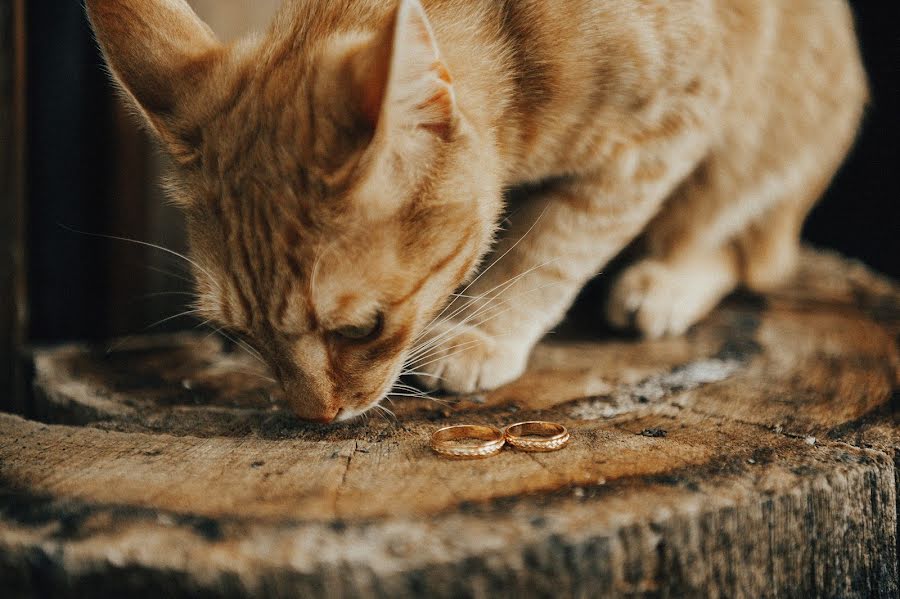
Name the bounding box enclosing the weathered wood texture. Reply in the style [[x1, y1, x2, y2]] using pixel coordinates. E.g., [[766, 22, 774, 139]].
[[0, 0, 27, 414], [1, 249, 898, 598]]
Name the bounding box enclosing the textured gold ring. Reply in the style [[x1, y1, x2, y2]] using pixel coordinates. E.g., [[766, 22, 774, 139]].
[[431, 425, 505, 459], [504, 421, 570, 452]]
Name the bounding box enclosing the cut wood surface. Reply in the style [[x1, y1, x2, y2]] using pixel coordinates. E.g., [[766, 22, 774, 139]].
[[1, 249, 898, 598]]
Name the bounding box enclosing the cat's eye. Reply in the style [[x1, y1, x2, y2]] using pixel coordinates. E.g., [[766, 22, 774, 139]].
[[333, 313, 384, 342]]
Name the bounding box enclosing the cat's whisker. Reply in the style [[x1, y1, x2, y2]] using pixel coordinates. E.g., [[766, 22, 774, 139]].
[[392, 383, 429, 394], [435, 291, 562, 361], [198, 321, 271, 376], [123, 285, 197, 308], [202, 324, 226, 342], [137, 291, 197, 300], [209, 327, 268, 367], [467, 279, 562, 327], [375, 404, 397, 418], [105, 308, 203, 354], [391, 387, 427, 397], [416, 206, 550, 340], [409, 257, 561, 359], [399, 369, 445, 381], [407, 293, 526, 365], [217, 365, 277, 384], [187, 319, 215, 340], [407, 340, 488, 371], [417, 261, 561, 347], [106, 338, 134, 355], [388, 382, 432, 395], [371, 404, 398, 425], [205, 324, 265, 360], [235, 338, 265, 361], [405, 280, 562, 372], [61, 225, 221, 292], [234, 344, 266, 368], [425, 395, 458, 408], [415, 272, 520, 345], [464, 282, 562, 332], [146, 264, 194, 284], [388, 391, 431, 399], [409, 297, 501, 361], [147, 308, 204, 330], [394, 382, 415, 389], [405, 337, 485, 369], [407, 331, 491, 365]]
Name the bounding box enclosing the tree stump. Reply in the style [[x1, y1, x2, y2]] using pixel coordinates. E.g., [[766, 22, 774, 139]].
[[1, 249, 898, 598]]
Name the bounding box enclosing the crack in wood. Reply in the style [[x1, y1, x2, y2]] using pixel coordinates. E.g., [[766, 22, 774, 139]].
[[332, 440, 358, 517]]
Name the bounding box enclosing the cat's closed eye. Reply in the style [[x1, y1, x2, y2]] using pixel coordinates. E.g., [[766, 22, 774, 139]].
[[332, 312, 384, 343]]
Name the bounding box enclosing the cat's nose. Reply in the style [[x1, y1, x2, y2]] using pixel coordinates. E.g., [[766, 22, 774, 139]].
[[310, 407, 341, 424], [293, 403, 342, 424], [278, 373, 342, 423]]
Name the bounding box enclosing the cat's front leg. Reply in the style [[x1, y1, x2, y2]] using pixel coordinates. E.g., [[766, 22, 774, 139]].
[[411, 177, 664, 394]]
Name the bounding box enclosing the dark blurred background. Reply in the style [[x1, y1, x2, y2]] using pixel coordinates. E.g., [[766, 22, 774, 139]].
[[21, 0, 282, 346], [4, 0, 899, 355]]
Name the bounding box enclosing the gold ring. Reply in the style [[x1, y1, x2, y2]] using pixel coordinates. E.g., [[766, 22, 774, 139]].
[[431, 425, 505, 459], [504, 421, 570, 452]]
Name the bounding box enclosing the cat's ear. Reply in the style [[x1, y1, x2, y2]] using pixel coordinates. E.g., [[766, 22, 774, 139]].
[[350, 0, 457, 139], [85, 0, 224, 160]]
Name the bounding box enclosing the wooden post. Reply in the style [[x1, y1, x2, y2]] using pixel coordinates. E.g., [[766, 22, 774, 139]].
[[0, 0, 27, 414], [1, 249, 897, 597]]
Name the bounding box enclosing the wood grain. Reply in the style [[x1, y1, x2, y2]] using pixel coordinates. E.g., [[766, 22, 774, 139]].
[[3, 249, 899, 597]]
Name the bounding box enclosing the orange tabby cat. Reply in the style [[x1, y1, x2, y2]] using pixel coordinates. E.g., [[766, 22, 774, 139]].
[[86, 0, 867, 422]]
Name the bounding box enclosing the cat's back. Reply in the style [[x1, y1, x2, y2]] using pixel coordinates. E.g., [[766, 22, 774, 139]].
[[459, 0, 866, 180]]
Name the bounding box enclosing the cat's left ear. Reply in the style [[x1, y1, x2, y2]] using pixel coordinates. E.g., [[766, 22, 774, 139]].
[[349, 0, 457, 139], [86, 0, 225, 164]]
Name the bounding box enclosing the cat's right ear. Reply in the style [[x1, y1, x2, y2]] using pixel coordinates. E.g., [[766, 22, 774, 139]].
[[86, 0, 224, 162], [348, 0, 457, 140]]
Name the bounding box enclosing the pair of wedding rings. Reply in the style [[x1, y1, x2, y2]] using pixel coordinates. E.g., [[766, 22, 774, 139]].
[[431, 421, 570, 459]]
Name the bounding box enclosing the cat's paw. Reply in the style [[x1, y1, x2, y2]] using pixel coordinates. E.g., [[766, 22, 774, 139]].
[[607, 260, 723, 339], [409, 322, 530, 394]]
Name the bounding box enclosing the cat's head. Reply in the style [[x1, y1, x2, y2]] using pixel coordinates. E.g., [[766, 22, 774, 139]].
[[87, 0, 501, 421]]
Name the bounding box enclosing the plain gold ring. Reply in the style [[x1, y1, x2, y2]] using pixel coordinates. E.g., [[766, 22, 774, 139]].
[[504, 421, 570, 452], [431, 425, 505, 459]]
